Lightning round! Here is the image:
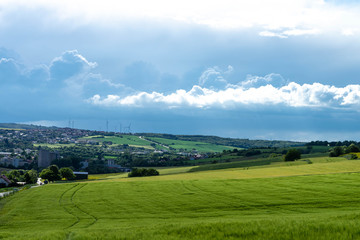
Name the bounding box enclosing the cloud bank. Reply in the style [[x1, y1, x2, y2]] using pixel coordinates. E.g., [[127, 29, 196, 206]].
[[0, 49, 125, 96], [1, 48, 360, 141], [89, 81, 360, 110]]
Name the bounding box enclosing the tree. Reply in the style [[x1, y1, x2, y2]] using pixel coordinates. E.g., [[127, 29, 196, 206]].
[[51, 158, 72, 168], [39, 165, 61, 182], [329, 146, 344, 157], [49, 165, 60, 175], [6, 170, 24, 183], [24, 169, 38, 184], [52, 156, 82, 170], [145, 168, 160, 176], [284, 149, 301, 161], [39, 169, 53, 182], [128, 168, 159, 177], [345, 144, 360, 154], [60, 167, 76, 180]]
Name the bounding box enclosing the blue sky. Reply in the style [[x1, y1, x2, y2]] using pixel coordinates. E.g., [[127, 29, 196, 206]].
[[1, 0, 360, 141]]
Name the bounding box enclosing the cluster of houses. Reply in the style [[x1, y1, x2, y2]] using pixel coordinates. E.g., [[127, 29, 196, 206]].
[[0, 127, 96, 146], [0, 126, 212, 179], [0, 150, 33, 168], [29, 128, 94, 145]]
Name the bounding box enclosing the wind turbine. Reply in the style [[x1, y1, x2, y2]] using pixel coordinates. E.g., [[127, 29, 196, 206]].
[[124, 123, 132, 133]]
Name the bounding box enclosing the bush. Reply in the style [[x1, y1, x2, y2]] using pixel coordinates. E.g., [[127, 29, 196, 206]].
[[24, 169, 38, 184], [344, 154, 358, 160], [345, 144, 360, 154], [245, 150, 262, 157], [284, 149, 301, 161], [329, 146, 344, 157], [128, 168, 159, 177], [39, 165, 61, 182], [59, 167, 76, 180]]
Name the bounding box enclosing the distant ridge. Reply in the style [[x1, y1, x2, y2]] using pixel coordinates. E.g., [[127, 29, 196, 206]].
[[137, 133, 305, 149], [0, 122, 305, 148], [0, 122, 55, 130]]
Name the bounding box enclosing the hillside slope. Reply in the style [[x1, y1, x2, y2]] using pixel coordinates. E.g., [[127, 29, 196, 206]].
[[1, 158, 360, 239]]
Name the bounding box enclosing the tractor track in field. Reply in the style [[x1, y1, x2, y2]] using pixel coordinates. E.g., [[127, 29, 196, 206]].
[[59, 183, 98, 229], [59, 184, 81, 228], [70, 183, 98, 228], [224, 181, 305, 214], [187, 180, 277, 213], [188, 181, 251, 209]]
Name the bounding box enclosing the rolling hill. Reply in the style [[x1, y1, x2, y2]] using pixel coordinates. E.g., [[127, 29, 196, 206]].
[[1, 156, 360, 239]]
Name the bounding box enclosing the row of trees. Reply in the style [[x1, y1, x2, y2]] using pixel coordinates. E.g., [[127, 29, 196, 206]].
[[329, 144, 360, 157], [307, 140, 359, 147], [1, 165, 78, 189], [128, 168, 159, 177], [39, 165, 75, 182], [2, 169, 38, 186], [1, 165, 77, 187]]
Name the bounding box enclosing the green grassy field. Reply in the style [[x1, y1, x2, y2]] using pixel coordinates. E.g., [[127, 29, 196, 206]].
[[82, 135, 236, 152], [0, 128, 25, 130], [83, 135, 154, 149], [33, 143, 76, 148], [188, 155, 345, 173], [1, 158, 360, 239], [147, 137, 235, 152], [87, 157, 360, 182]]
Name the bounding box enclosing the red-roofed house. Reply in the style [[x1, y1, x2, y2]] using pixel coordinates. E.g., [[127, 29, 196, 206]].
[[0, 175, 11, 187]]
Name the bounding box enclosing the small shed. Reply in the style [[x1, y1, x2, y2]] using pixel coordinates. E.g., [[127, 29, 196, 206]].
[[73, 172, 88, 180]]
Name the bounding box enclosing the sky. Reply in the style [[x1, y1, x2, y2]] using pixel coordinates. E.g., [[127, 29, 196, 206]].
[[1, 0, 360, 141]]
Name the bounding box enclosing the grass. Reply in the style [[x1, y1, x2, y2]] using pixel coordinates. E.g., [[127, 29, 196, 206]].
[[147, 137, 234, 152], [0, 187, 18, 193], [185, 154, 241, 164], [189, 157, 283, 172], [87, 166, 193, 181], [1, 158, 360, 239], [33, 143, 77, 148], [0, 128, 24, 130], [87, 172, 128, 180], [187, 156, 347, 173], [82, 135, 154, 149], [156, 166, 195, 175], [82, 135, 235, 152]]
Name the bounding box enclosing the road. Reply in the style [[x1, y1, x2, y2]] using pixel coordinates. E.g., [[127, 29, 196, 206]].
[[0, 191, 13, 198]]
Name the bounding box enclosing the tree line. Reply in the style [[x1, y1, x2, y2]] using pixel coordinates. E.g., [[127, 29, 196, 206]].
[[1, 165, 77, 188]]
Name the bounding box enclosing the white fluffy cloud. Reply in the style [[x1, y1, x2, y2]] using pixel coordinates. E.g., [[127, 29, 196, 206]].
[[49, 50, 97, 81], [88, 81, 360, 109], [47, 50, 129, 98], [198, 65, 232, 89], [240, 73, 288, 89], [0, 49, 125, 98]]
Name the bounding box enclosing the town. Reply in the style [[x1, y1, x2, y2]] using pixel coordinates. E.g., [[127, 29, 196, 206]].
[[0, 124, 224, 175]]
